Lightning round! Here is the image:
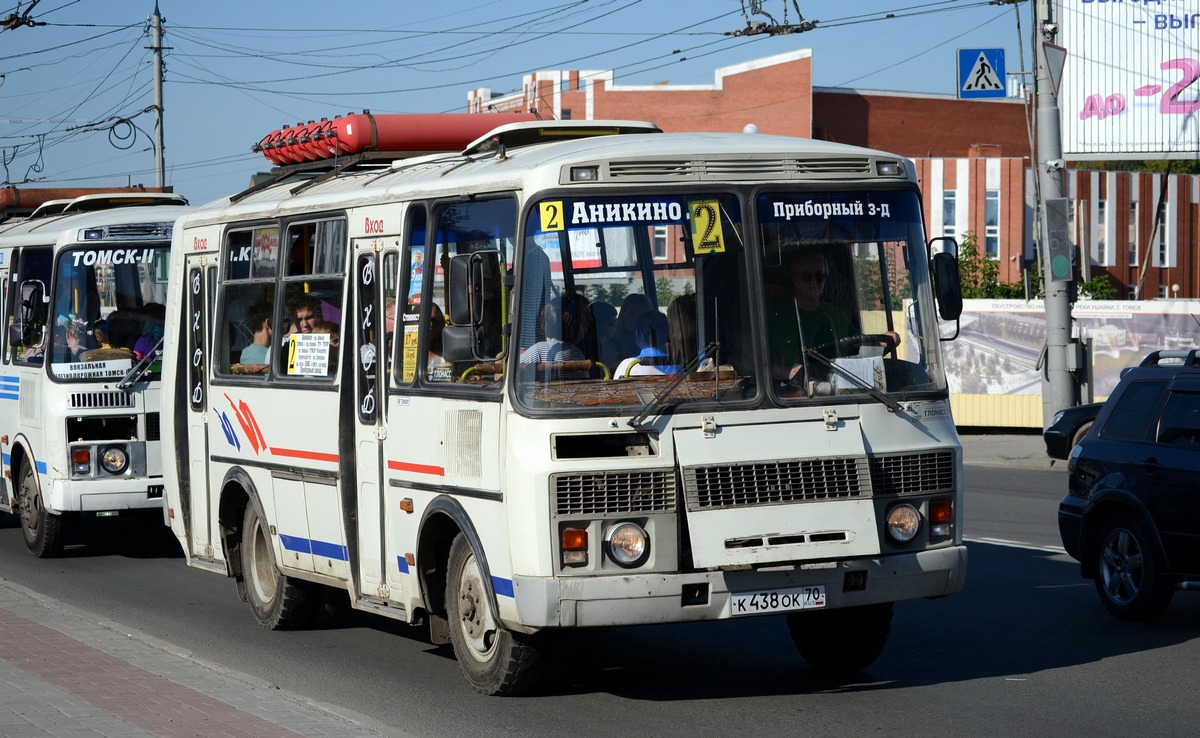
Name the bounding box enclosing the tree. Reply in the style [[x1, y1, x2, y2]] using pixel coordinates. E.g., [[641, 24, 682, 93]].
[[956, 232, 1024, 299]]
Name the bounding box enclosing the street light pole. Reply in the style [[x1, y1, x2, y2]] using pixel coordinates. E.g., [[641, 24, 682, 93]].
[[149, 2, 166, 190], [1034, 0, 1079, 426]]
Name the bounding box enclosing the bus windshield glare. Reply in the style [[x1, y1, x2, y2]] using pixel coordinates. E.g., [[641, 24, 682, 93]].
[[513, 189, 945, 412], [47, 244, 170, 381]]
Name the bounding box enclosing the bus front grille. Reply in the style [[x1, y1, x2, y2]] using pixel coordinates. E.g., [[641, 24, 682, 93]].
[[868, 450, 955, 495], [69, 391, 135, 409], [683, 456, 869, 510], [554, 470, 676, 515]]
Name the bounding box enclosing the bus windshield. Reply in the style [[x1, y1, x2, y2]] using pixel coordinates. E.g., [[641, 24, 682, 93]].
[[514, 188, 945, 412], [48, 243, 170, 381]]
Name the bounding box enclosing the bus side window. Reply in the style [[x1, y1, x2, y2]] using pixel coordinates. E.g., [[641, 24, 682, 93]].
[[278, 219, 347, 379], [12, 247, 52, 365], [217, 227, 279, 377]]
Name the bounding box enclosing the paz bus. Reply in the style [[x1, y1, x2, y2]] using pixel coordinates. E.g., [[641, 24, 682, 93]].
[[160, 113, 966, 695], [0, 193, 190, 556]]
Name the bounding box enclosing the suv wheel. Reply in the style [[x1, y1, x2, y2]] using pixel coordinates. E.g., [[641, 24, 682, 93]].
[[1093, 513, 1174, 620]]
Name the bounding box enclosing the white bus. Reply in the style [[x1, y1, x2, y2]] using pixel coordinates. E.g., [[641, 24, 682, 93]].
[[1, 193, 190, 556], [161, 116, 966, 695]]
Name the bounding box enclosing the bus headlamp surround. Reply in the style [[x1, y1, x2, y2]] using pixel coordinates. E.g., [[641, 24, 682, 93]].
[[604, 521, 650, 568], [886, 503, 921, 544], [99, 445, 129, 475]]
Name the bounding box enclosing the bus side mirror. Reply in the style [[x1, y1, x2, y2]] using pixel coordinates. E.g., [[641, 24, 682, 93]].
[[443, 250, 502, 362], [929, 247, 963, 321], [10, 280, 48, 347]]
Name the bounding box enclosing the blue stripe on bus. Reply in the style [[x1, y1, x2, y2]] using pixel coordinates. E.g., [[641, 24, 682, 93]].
[[393, 557, 513, 599], [278, 534, 349, 561], [0, 375, 18, 401], [492, 576, 514, 598], [4, 455, 48, 475]]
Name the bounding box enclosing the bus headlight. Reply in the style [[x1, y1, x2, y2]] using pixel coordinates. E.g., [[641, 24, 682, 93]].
[[99, 446, 129, 475], [605, 522, 649, 568], [885, 504, 921, 544]]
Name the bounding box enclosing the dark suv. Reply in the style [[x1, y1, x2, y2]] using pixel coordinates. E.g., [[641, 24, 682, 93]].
[[1058, 349, 1200, 620]]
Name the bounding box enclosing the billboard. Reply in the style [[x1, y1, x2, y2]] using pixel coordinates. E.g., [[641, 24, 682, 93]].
[[945, 298, 1200, 402], [1058, 0, 1200, 160]]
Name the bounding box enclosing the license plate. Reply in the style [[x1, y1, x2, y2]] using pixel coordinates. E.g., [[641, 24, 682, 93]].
[[730, 585, 826, 616]]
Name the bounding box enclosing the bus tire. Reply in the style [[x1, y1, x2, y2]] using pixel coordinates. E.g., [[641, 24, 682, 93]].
[[17, 460, 66, 558], [445, 534, 541, 695], [240, 504, 316, 630], [787, 601, 893, 674]]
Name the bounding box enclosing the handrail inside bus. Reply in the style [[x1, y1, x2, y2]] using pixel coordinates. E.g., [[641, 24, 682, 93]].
[[117, 337, 164, 389]]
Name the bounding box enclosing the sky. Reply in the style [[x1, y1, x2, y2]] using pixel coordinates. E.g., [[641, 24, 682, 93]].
[[0, 0, 1033, 206]]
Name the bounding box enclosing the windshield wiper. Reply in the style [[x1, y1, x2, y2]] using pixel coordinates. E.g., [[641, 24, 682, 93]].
[[627, 340, 719, 429], [118, 337, 163, 390], [802, 348, 901, 413]]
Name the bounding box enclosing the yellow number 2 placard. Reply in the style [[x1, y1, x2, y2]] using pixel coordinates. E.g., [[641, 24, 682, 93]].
[[689, 199, 725, 255], [539, 201, 565, 231]]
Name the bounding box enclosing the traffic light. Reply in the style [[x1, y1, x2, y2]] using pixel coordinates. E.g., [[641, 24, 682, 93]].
[[1044, 198, 1073, 283]]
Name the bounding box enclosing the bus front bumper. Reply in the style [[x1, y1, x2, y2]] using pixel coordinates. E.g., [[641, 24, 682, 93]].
[[510, 545, 967, 629], [43, 476, 165, 515]]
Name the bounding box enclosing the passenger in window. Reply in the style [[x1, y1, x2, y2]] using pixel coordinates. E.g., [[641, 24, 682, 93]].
[[768, 250, 890, 382], [290, 296, 326, 335], [616, 311, 679, 377], [606, 292, 654, 368], [520, 297, 586, 366], [239, 302, 273, 365], [133, 303, 167, 360], [311, 323, 340, 374]]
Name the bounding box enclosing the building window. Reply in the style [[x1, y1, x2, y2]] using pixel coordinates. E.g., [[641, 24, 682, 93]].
[[1159, 284, 1169, 299], [984, 189, 1000, 259], [1128, 202, 1138, 266], [652, 225, 668, 260], [1096, 201, 1107, 265], [942, 191, 957, 238], [1128, 285, 1138, 300]]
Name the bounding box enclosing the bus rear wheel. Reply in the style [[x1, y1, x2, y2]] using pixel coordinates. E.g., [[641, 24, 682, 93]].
[[445, 534, 541, 695], [17, 460, 65, 558], [240, 504, 315, 630], [787, 601, 893, 674]]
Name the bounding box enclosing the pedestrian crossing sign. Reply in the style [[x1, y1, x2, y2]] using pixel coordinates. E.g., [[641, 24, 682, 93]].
[[958, 48, 1006, 99]]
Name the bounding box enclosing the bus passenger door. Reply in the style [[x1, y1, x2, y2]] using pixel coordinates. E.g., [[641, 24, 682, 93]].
[[183, 260, 214, 557], [351, 246, 391, 600], [0, 263, 10, 512]]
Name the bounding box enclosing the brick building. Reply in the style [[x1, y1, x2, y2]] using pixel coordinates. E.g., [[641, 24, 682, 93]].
[[468, 48, 1198, 299]]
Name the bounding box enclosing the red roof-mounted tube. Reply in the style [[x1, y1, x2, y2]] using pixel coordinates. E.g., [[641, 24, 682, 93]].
[[253, 111, 540, 166]]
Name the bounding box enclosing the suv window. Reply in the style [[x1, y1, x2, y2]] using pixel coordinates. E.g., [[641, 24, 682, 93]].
[[1156, 389, 1200, 447], [1099, 380, 1166, 442]]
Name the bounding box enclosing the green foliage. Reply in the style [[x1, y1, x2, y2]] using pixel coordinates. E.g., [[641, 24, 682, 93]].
[[956, 232, 1024, 299], [1078, 273, 1116, 300], [655, 277, 676, 306]]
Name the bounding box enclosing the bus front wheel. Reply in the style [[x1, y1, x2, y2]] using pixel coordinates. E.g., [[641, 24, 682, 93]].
[[240, 504, 315, 630], [18, 460, 65, 558], [445, 534, 541, 695], [787, 601, 893, 674]]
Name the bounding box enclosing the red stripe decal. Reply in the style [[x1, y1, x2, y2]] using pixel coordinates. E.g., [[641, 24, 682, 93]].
[[269, 447, 339, 463], [388, 459, 445, 476]]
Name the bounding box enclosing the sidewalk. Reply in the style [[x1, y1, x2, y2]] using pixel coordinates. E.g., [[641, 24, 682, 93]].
[[0, 578, 409, 738]]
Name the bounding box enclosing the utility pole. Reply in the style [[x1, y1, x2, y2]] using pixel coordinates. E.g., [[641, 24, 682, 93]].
[[1034, 0, 1079, 426], [148, 2, 166, 189]]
